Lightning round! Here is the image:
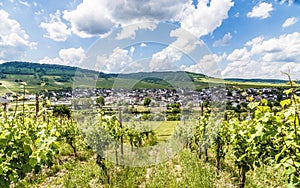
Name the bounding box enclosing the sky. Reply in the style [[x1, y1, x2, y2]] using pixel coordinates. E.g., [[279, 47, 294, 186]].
[[1, 0, 300, 79]]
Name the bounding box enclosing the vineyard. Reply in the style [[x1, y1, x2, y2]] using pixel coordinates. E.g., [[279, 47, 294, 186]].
[[0, 82, 299, 187]]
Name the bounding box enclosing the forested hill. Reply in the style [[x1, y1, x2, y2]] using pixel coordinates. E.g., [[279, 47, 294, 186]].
[[0, 61, 289, 93], [0, 61, 288, 83], [0, 62, 207, 92], [0, 61, 104, 77], [0, 61, 204, 79]]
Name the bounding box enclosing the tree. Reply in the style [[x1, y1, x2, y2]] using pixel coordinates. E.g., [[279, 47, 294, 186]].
[[53, 104, 71, 119], [96, 96, 105, 107], [143, 97, 151, 107]]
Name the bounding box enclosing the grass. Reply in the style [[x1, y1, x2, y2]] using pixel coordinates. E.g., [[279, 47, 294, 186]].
[[123, 121, 180, 141], [153, 121, 180, 141], [18, 148, 217, 188], [16, 145, 285, 188]]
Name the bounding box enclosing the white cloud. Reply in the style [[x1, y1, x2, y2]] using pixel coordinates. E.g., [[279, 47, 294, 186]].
[[150, 28, 203, 71], [150, 46, 182, 71], [35, 9, 44, 16], [59, 47, 86, 66], [19, 0, 30, 7], [148, 0, 234, 72], [222, 60, 300, 80], [245, 36, 264, 46], [247, 2, 274, 19], [61, 0, 233, 39], [62, 0, 186, 39], [129, 46, 135, 56], [39, 56, 63, 65], [251, 32, 300, 62], [182, 54, 224, 77], [63, 0, 114, 38], [96, 47, 133, 73], [213, 32, 232, 47], [39, 47, 86, 66], [116, 22, 157, 40], [107, 0, 186, 24], [222, 32, 300, 79], [177, 0, 234, 37], [40, 10, 71, 42], [0, 9, 36, 60], [140, 43, 147, 47], [282, 17, 298, 28], [148, 0, 234, 71], [227, 47, 250, 62], [280, 0, 294, 6]]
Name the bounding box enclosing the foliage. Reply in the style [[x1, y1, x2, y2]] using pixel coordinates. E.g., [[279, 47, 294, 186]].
[[52, 104, 71, 119], [0, 113, 60, 187], [96, 96, 105, 107], [174, 82, 300, 187], [143, 97, 152, 107]]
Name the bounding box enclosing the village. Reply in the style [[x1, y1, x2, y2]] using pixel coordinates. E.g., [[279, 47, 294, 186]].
[[0, 86, 290, 113]]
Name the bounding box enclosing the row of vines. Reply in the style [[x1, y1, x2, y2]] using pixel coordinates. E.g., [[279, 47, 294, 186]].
[[175, 84, 300, 187], [0, 99, 158, 187]]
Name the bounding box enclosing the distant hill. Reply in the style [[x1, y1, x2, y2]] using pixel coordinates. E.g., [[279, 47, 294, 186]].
[[0, 61, 289, 94], [0, 61, 114, 77], [225, 78, 289, 84]]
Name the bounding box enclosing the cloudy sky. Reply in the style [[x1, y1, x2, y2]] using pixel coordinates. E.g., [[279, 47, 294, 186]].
[[1, 0, 300, 79]]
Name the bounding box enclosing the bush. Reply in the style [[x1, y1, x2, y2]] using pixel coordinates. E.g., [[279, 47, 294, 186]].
[[53, 104, 71, 118]]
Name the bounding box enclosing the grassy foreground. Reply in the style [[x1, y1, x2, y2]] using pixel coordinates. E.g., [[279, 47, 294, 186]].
[[15, 144, 284, 188]]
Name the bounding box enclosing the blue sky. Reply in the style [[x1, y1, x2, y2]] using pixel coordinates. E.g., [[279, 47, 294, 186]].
[[1, 0, 300, 79]]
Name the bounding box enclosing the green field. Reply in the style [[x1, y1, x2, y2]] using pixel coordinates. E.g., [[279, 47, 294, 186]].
[[123, 121, 180, 141]]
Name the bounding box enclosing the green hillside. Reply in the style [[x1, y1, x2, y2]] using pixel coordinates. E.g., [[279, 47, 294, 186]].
[[0, 61, 289, 94]]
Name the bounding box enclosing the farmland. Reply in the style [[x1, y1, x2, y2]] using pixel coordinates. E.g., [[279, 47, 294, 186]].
[[0, 62, 298, 187]]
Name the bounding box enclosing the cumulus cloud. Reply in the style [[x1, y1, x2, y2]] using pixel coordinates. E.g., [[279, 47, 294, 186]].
[[40, 10, 71, 42], [247, 2, 274, 19], [107, 0, 186, 24], [0, 9, 36, 60], [62, 0, 186, 39], [251, 32, 300, 62], [222, 32, 300, 79], [245, 36, 264, 46], [116, 22, 157, 40], [213, 32, 232, 47], [182, 54, 224, 77], [227, 47, 251, 62], [63, 0, 114, 38], [282, 17, 298, 28], [177, 0, 234, 37], [150, 46, 182, 71], [150, 28, 203, 71], [96, 47, 134, 73], [55, 0, 233, 39], [148, 0, 233, 71], [39, 47, 86, 66]]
